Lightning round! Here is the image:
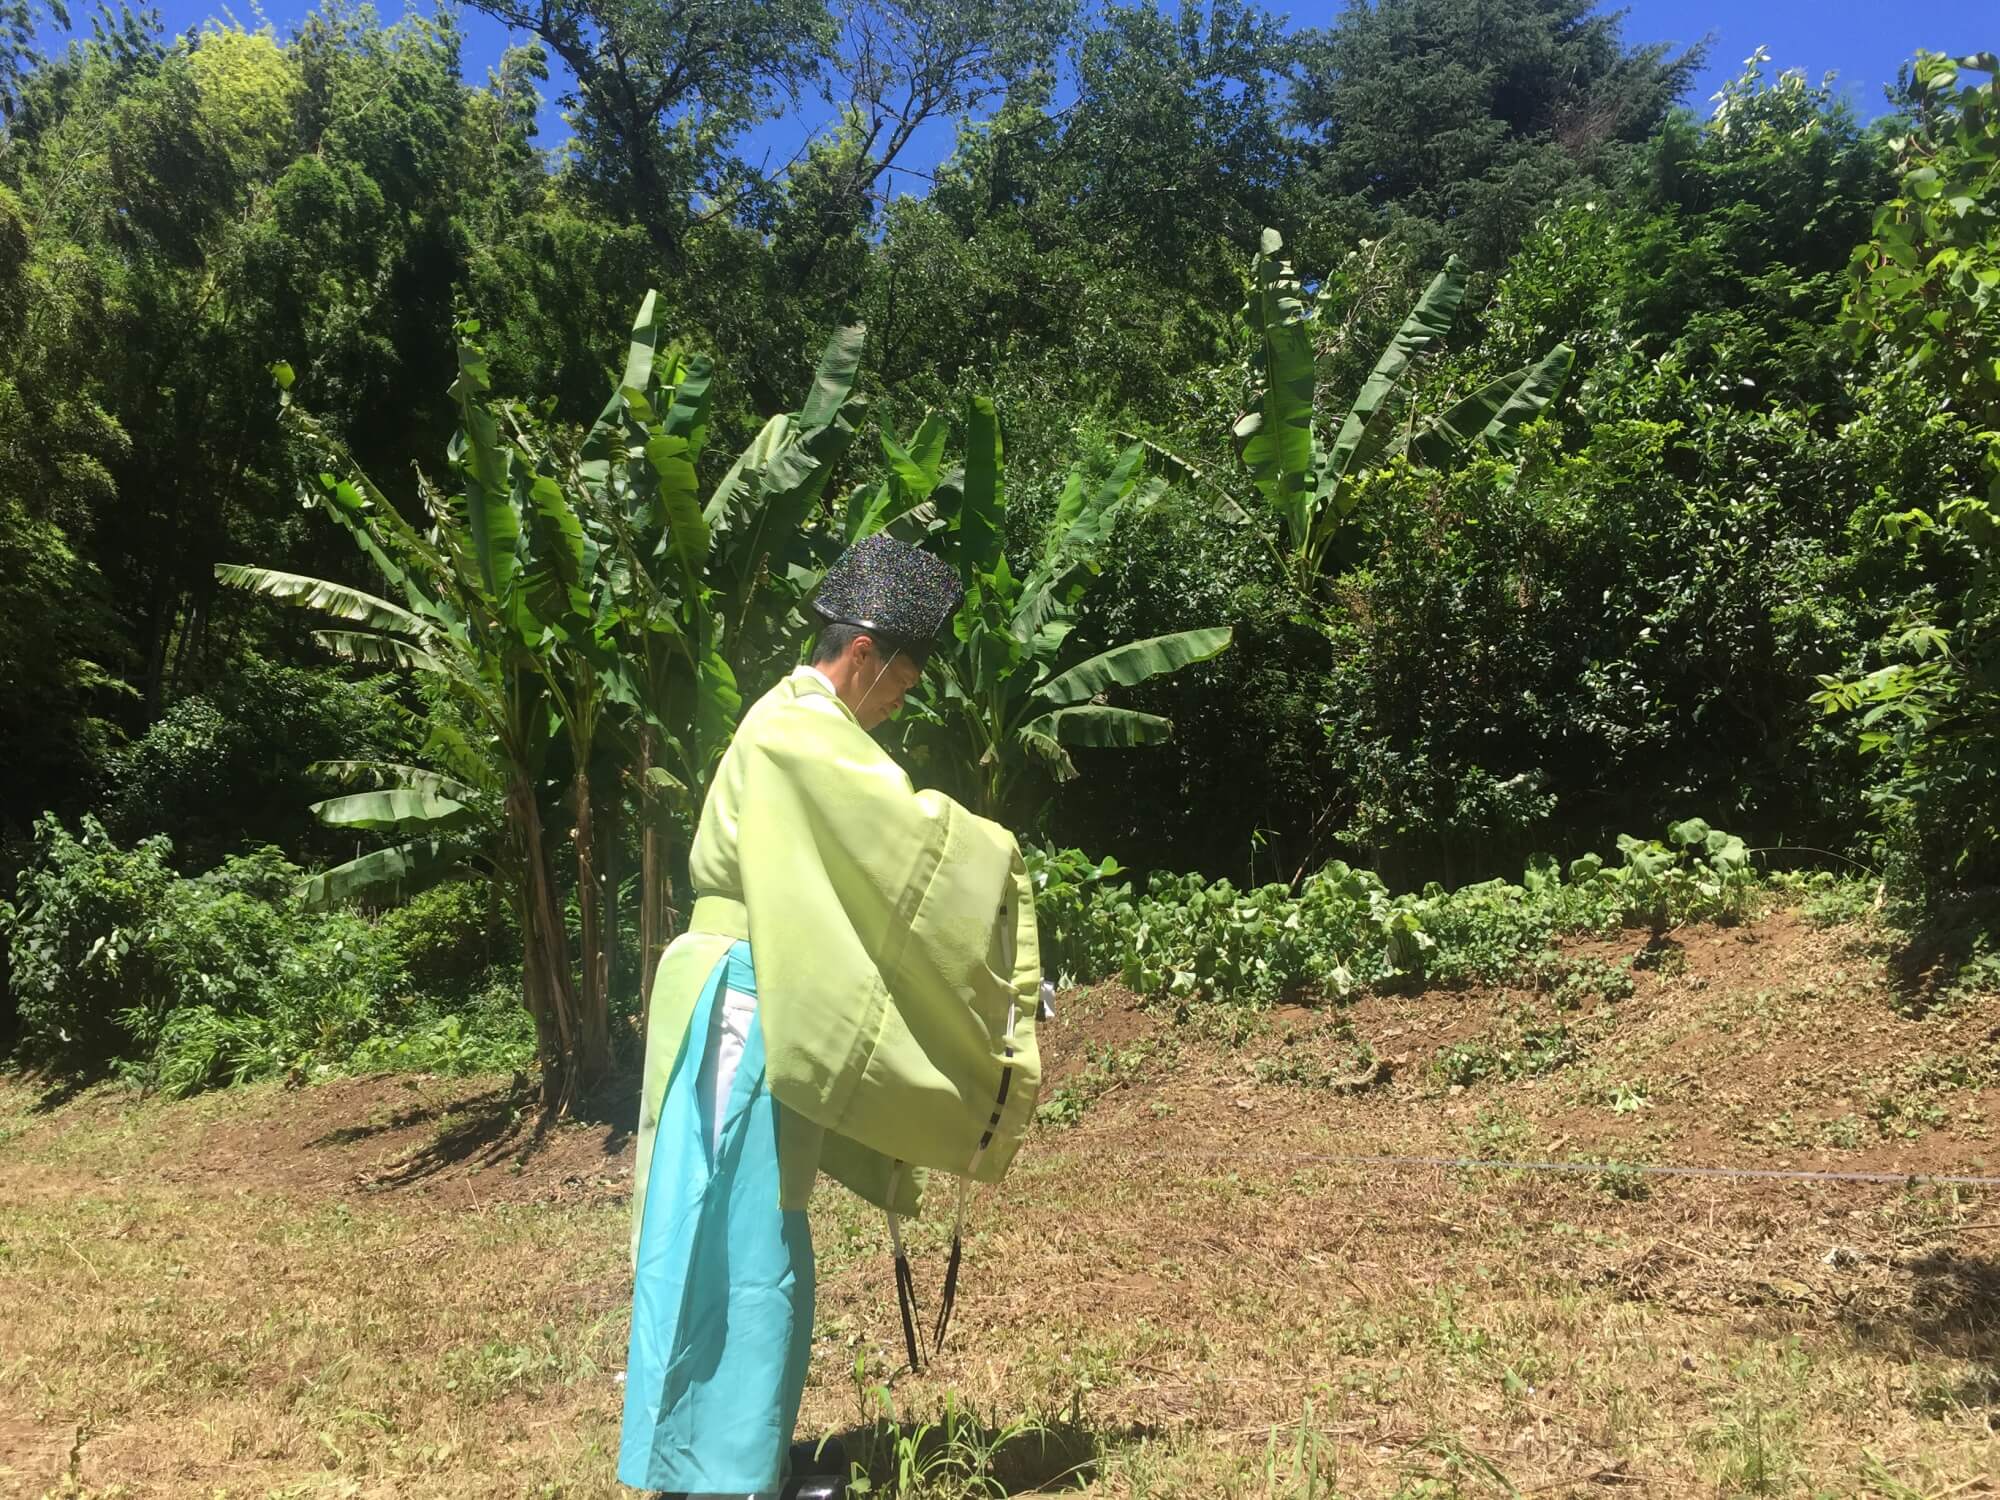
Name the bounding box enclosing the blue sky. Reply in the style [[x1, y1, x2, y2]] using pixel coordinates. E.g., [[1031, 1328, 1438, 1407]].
[[31, 0, 1998, 168]]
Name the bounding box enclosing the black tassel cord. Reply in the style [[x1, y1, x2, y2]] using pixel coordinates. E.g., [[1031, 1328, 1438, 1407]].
[[889, 927, 1032, 1368]]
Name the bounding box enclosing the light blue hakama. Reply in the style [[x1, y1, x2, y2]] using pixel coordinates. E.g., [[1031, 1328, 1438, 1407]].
[[618, 941, 816, 1495]]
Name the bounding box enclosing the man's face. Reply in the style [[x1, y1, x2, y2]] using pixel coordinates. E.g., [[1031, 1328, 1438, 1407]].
[[853, 637, 924, 729]]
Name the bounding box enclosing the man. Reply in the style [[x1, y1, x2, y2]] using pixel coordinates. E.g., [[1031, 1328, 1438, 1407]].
[[619, 534, 1045, 1499]]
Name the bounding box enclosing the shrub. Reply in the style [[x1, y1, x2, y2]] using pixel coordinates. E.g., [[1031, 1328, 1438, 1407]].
[[107, 653, 405, 867], [345, 974, 534, 1076], [1, 815, 178, 1070], [377, 879, 515, 1000], [0, 815, 408, 1091]]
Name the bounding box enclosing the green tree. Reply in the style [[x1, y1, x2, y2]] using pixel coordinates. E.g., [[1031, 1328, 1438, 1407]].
[[1817, 52, 2000, 897], [219, 297, 871, 1110], [1289, 0, 1704, 269]]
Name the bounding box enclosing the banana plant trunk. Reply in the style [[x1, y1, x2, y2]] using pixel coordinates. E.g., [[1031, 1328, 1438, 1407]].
[[636, 725, 678, 1041], [510, 776, 581, 1115], [572, 764, 613, 1094]]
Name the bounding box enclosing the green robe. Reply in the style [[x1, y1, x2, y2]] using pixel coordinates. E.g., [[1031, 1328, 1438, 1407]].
[[632, 665, 1044, 1254]]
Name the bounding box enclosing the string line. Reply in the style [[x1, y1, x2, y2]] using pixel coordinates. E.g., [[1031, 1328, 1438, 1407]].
[[1068, 1148, 2000, 1189]]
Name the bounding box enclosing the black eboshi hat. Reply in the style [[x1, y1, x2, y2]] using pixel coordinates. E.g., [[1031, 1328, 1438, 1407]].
[[810, 535, 963, 660]]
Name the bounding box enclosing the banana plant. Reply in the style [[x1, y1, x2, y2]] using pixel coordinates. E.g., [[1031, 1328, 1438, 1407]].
[[219, 341, 596, 1112], [701, 321, 871, 690], [876, 410, 1234, 825], [1234, 227, 1576, 594], [577, 298, 868, 995]]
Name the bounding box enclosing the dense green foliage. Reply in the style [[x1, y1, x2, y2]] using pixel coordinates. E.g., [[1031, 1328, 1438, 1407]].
[[0, 817, 527, 1089], [1029, 818, 1757, 1005], [3, 0, 1997, 1090]]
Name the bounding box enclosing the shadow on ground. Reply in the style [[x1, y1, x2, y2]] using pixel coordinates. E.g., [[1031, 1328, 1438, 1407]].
[[303, 1070, 639, 1193], [1842, 1247, 2000, 1365], [1884, 889, 2000, 1015]]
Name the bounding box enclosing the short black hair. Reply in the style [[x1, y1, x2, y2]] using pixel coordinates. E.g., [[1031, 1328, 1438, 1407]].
[[810, 621, 929, 668], [810, 621, 868, 666]]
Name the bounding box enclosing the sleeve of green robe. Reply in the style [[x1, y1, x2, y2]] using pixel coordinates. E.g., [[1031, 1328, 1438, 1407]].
[[730, 690, 1043, 1200]]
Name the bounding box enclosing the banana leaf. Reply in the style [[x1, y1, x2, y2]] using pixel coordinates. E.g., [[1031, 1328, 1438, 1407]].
[[311, 629, 450, 676], [1234, 229, 1318, 548], [798, 323, 866, 431], [957, 395, 1005, 578], [303, 838, 459, 909], [449, 343, 523, 614], [1025, 704, 1175, 747], [308, 761, 483, 800], [1476, 343, 1575, 449], [644, 434, 709, 563], [1327, 256, 1467, 486], [661, 353, 715, 461], [214, 565, 432, 638], [309, 788, 475, 831], [582, 289, 661, 464], [1035, 626, 1234, 707]]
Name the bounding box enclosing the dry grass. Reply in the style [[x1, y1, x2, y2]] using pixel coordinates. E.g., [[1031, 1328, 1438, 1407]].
[[5, 909, 2000, 1498]]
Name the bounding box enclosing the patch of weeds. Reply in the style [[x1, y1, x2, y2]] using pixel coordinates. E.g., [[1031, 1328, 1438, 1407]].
[[1256, 1399, 1340, 1497], [1174, 1002, 1267, 1047], [1631, 940, 1687, 977], [1253, 1039, 1379, 1090], [1694, 1395, 1799, 1493], [1460, 1103, 1536, 1160], [1433, 1020, 1577, 1088], [1424, 1289, 1493, 1362], [1396, 1434, 1521, 1498], [1589, 1158, 1651, 1201], [1875, 1182, 1987, 1238], [437, 1332, 565, 1400], [1535, 953, 1634, 1011], [1605, 1080, 1651, 1114], [1903, 1366, 2000, 1420], [1819, 1113, 1864, 1150], [842, 1354, 1093, 1497], [1786, 874, 1879, 929], [1761, 1112, 1804, 1149], [1036, 1085, 1091, 1130], [1866, 1048, 1997, 1139], [1034, 1040, 1161, 1129]]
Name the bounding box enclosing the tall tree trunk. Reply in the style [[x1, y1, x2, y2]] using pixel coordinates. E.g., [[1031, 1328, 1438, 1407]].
[[141, 587, 174, 720]]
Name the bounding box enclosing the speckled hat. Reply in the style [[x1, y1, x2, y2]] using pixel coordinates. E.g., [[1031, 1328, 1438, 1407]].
[[811, 534, 963, 658]]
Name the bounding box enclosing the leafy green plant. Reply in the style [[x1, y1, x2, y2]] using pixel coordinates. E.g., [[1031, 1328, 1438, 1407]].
[[1234, 228, 1574, 596], [221, 299, 865, 1114], [375, 879, 515, 999], [842, 1352, 1060, 1498], [0, 816, 411, 1092], [873, 414, 1233, 824], [1023, 844, 1129, 988], [344, 977, 536, 1076], [1535, 954, 1634, 1011], [1563, 818, 1756, 928], [1, 814, 179, 1070], [1032, 821, 1763, 1010], [1817, 52, 2000, 901], [1432, 1022, 1576, 1088]]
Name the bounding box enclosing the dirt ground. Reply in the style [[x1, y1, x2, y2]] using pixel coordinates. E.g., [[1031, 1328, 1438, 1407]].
[[5, 906, 2000, 1497]]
